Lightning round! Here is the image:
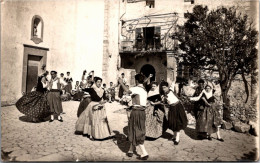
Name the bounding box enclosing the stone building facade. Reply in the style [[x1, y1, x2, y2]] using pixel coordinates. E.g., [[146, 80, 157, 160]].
[[1, 0, 106, 105], [1, 0, 258, 105]]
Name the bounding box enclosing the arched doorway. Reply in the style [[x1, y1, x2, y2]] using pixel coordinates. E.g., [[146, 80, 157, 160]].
[[140, 64, 156, 82]]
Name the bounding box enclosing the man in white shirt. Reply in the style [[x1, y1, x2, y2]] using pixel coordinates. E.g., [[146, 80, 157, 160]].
[[118, 73, 149, 160], [47, 71, 63, 122]]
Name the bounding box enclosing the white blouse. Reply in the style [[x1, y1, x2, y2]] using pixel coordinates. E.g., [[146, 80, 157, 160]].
[[165, 91, 179, 104]]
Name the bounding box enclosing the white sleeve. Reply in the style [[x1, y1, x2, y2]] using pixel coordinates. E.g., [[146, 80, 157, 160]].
[[41, 81, 48, 88], [129, 87, 136, 95], [190, 90, 205, 101]]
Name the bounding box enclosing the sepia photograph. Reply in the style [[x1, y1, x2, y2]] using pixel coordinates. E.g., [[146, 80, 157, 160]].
[[1, 0, 259, 161]]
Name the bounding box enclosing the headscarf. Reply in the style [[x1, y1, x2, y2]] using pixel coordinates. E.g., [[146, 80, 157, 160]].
[[92, 80, 104, 98], [148, 86, 160, 97]]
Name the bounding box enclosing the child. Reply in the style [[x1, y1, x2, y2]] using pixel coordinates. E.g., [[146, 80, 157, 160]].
[[107, 82, 116, 103], [121, 85, 131, 106]]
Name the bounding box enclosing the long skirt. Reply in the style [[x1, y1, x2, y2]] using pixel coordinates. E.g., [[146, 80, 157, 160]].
[[196, 104, 222, 134], [128, 106, 146, 146], [167, 102, 188, 132], [47, 91, 63, 115], [75, 102, 111, 139], [77, 97, 91, 117], [118, 85, 124, 98], [15, 91, 51, 119], [145, 103, 165, 138]]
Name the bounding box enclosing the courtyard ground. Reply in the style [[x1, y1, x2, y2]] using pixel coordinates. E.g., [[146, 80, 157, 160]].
[[1, 101, 258, 161]]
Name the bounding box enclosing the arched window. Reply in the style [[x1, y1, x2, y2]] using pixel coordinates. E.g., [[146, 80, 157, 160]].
[[31, 15, 44, 44]]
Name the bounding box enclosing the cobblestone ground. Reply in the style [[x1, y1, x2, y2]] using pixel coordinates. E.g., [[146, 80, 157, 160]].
[[1, 101, 259, 161]]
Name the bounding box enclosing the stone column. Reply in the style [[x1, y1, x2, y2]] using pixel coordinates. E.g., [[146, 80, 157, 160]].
[[166, 51, 177, 85], [102, 0, 109, 81]]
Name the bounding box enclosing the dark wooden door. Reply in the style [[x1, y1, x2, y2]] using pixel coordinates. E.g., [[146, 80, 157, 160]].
[[26, 55, 41, 93]]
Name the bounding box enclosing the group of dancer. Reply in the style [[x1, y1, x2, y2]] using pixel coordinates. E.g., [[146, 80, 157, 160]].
[[15, 66, 224, 160], [74, 72, 189, 160]]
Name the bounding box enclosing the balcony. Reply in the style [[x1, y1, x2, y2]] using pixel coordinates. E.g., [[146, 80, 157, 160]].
[[120, 38, 177, 53]]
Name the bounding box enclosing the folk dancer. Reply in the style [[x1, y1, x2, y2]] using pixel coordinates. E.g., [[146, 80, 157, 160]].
[[160, 81, 188, 145], [190, 83, 224, 142], [16, 71, 51, 122], [118, 73, 149, 160], [47, 71, 64, 122]]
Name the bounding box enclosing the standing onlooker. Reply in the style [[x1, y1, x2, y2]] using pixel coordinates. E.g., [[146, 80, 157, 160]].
[[118, 73, 127, 99], [102, 83, 109, 100], [47, 71, 63, 122], [65, 71, 73, 94], [60, 73, 67, 94], [107, 82, 116, 103], [118, 74, 149, 160]]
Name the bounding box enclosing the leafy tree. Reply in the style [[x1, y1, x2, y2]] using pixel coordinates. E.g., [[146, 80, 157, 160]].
[[176, 5, 258, 121]]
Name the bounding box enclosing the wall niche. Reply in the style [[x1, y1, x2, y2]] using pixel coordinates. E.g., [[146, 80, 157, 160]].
[[31, 15, 44, 44]]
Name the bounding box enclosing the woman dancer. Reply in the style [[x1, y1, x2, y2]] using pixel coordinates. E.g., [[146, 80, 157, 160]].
[[75, 77, 112, 140], [190, 83, 224, 141], [160, 81, 188, 145], [145, 81, 165, 139], [16, 71, 51, 122], [77, 80, 93, 117]]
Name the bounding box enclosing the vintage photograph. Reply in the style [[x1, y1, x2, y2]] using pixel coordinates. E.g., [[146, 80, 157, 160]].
[[1, 0, 259, 161]]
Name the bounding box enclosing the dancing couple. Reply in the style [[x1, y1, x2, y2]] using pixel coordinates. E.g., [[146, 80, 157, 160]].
[[16, 67, 64, 123]]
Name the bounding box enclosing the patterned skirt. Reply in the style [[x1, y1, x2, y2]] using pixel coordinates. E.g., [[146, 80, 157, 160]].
[[145, 104, 165, 138], [196, 104, 222, 134], [75, 102, 111, 139], [167, 102, 188, 132], [128, 106, 146, 146], [15, 91, 51, 119]]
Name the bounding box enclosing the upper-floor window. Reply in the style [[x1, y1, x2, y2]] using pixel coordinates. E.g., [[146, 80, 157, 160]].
[[146, 0, 155, 8], [31, 15, 44, 44], [134, 26, 161, 51]]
